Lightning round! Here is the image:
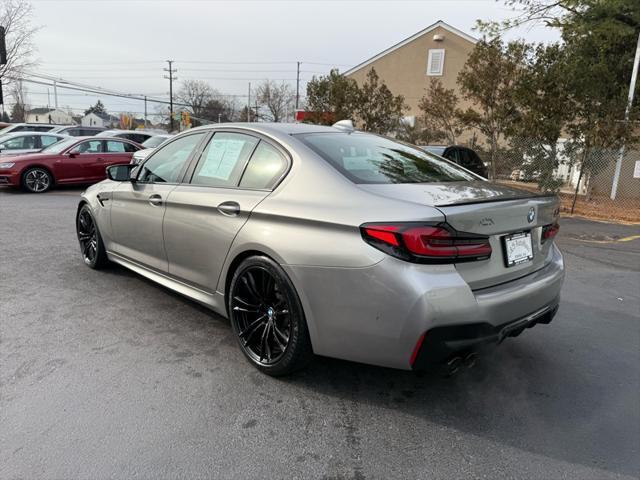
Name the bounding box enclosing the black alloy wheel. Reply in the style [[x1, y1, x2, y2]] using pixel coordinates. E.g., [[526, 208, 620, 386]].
[[23, 167, 52, 193], [76, 205, 108, 269], [229, 256, 312, 375]]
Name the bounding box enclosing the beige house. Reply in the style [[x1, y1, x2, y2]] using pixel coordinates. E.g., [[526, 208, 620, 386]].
[[345, 20, 477, 126]]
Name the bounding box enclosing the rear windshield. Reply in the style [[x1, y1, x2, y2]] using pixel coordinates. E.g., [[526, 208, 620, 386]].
[[297, 132, 476, 184], [142, 136, 169, 148]]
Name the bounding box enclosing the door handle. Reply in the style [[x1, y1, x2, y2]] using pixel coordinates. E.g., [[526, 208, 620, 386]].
[[148, 194, 163, 207], [217, 201, 240, 216], [97, 157, 105, 161]]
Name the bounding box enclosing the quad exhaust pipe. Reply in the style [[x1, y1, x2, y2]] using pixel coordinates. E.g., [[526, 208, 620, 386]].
[[445, 352, 478, 376]]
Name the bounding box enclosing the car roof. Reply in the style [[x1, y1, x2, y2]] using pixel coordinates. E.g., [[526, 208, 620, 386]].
[[0, 131, 66, 137], [99, 129, 153, 134], [188, 122, 349, 136]]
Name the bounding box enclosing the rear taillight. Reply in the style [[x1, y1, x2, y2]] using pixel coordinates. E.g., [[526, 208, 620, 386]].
[[361, 223, 492, 263], [542, 223, 560, 243]]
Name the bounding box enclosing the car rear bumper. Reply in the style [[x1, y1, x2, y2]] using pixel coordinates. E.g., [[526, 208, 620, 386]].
[[411, 301, 559, 370], [283, 244, 564, 370]]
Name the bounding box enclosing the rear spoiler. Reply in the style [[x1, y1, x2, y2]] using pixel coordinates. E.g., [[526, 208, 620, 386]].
[[435, 193, 557, 208]]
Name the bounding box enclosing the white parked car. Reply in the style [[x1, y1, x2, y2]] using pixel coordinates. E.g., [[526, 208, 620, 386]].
[[130, 134, 174, 164], [0, 132, 67, 156]]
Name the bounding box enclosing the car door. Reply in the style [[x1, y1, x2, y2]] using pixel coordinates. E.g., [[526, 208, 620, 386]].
[[54, 139, 104, 182], [109, 132, 208, 272], [163, 132, 290, 292]]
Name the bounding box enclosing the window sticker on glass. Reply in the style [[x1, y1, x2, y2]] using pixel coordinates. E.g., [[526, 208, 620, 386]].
[[199, 138, 246, 180]]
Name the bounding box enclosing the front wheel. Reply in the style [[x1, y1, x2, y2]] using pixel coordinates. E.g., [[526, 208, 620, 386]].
[[228, 256, 313, 376], [22, 167, 53, 193], [76, 204, 109, 269]]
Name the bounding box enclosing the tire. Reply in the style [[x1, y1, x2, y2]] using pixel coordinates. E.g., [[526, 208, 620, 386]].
[[76, 204, 109, 269], [228, 256, 313, 376], [22, 167, 53, 193]]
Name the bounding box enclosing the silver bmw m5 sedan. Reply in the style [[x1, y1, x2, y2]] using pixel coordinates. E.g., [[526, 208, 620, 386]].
[[76, 122, 564, 376]]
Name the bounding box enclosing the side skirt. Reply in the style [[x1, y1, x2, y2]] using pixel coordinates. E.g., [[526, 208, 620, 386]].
[[107, 251, 228, 318]]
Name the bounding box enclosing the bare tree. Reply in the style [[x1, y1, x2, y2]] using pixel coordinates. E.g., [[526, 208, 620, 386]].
[[0, 0, 39, 85], [9, 80, 27, 121], [256, 80, 294, 122], [176, 79, 215, 120]]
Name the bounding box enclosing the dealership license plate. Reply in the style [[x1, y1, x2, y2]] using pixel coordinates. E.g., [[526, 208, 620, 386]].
[[503, 232, 534, 267]]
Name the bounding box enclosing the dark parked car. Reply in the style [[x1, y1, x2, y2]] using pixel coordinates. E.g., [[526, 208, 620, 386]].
[[49, 125, 107, 137], [0, 136, 141, 193], [96, 129, 155, 145], [421, 145, 488, 178]]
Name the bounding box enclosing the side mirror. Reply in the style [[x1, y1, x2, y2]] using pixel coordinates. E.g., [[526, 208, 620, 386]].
[[68, 152, 77, 158], [106, 164, 136, 182]]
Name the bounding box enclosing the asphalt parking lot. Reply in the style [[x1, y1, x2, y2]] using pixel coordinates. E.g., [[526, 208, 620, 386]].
[[1, 186, 639, 480]]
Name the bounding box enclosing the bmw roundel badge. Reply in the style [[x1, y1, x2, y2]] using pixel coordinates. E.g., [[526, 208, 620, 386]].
[[527, 207, 536, 223]]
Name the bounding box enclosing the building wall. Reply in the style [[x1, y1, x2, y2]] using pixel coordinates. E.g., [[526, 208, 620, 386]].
[[346, 25, 475, 121], [25, 110, 74, 125], [81, 113, 106, 128]]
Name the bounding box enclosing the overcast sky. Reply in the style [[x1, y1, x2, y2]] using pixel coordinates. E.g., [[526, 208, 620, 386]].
[[22, 0, 560, 119]]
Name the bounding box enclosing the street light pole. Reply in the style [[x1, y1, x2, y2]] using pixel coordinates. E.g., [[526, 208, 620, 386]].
[[610, 31, 640, 200]]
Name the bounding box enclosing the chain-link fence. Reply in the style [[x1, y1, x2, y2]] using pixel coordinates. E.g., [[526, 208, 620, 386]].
[[476, 139, 640, 223]]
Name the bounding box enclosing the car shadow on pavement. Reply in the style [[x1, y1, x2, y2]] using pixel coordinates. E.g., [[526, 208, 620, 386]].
[[281, 337, 637, 478]]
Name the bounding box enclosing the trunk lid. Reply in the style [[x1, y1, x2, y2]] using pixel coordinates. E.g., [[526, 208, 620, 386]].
[[359, 181, 560, 289]]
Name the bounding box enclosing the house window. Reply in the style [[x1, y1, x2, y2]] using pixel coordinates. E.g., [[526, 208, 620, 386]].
[[427, 49, 445, 76]]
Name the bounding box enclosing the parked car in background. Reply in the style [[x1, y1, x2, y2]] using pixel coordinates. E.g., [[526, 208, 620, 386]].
[[421, 145, 488, 178], [0, 136, 141, 193], [0, 132, 67, 156], [0, 123, 66, 136], [75, 123, 563, 376], [96, 129, 155, 145], [49, 125, 107, 137], [130, 134, 174, 164]]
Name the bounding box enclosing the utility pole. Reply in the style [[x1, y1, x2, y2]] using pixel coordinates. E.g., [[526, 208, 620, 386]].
[[144, 95, 148, 128], [164, 60, 177, 131], [53, 80, 58, 109], [247, 82, 251, 122], [610, 31, 640, 200], [295, 61, 300, 111]]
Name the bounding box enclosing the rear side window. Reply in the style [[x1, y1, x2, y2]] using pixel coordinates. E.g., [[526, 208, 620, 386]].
[[40, 135, 61, 147], [239, 142, 288, 190], [297, 132, 475, 184], [190, 132, 258, 188], [106, 141, 126, 153]]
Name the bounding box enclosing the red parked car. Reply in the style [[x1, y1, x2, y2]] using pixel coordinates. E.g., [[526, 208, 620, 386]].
[[0, 136, 141, 193]]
